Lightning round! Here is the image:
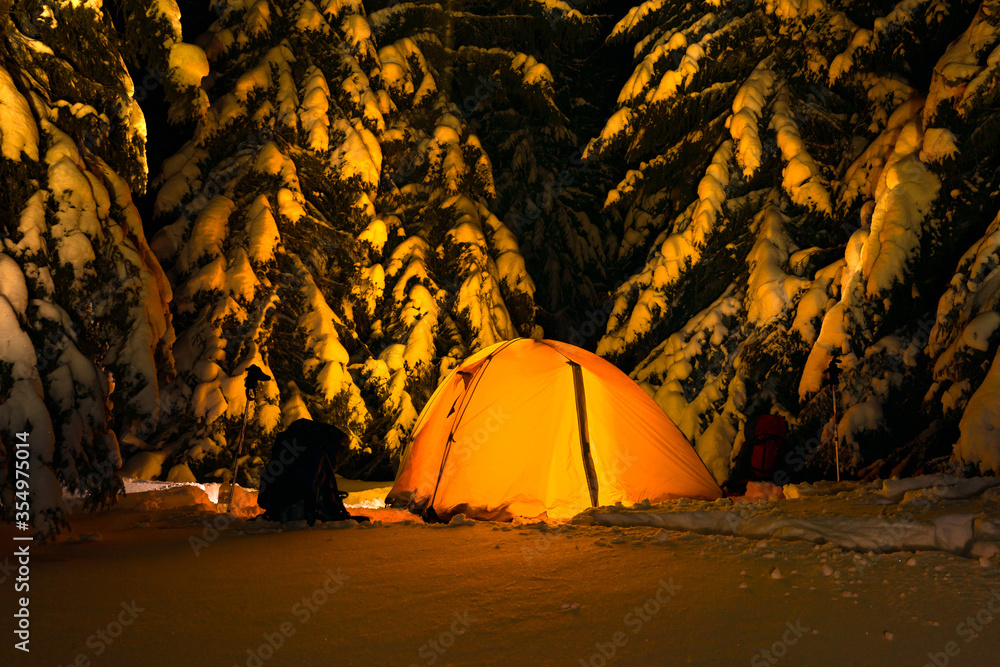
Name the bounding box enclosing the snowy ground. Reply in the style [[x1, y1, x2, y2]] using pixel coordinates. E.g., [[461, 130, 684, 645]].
[[3, 476, 1000, 666]]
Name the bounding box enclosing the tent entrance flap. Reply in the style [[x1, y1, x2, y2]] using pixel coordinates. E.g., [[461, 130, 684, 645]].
[[427, 341, 517, 512], [570, 361, 599, 507]]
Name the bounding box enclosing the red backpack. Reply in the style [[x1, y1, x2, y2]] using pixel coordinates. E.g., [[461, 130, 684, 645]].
[[745, 414, 788, 480]]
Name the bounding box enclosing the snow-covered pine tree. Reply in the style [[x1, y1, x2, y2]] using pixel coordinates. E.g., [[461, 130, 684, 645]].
[[147, 0, 385, 481], [590, 0, 1000, 481], [917, 0, 1000, 475], [145, 0, 548, 482], [0, 0, 189, 537], [367, 0, 612, 340]]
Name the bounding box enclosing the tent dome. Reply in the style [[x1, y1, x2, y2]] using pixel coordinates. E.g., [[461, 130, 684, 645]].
[[386, 338, 722, 521]]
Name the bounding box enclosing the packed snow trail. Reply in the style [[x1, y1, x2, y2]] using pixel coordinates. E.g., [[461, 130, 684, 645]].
[[3, 477, 1000, 666], [590, 476, 1000, 560]]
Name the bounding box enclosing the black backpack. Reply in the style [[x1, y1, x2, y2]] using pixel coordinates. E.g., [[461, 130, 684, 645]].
[[257, 419, 368, 524]]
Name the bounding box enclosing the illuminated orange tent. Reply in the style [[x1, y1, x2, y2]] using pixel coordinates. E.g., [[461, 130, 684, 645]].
[[386, 338, 722, 521]]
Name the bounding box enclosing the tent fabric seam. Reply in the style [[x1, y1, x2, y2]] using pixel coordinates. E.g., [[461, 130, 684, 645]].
[[570, 360, 600, 507]]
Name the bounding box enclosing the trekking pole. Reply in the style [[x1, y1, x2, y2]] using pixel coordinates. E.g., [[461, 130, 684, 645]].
[[831, 383, 840, 483], [225, 364, 271, 513], [825, 352, 842, 483]]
